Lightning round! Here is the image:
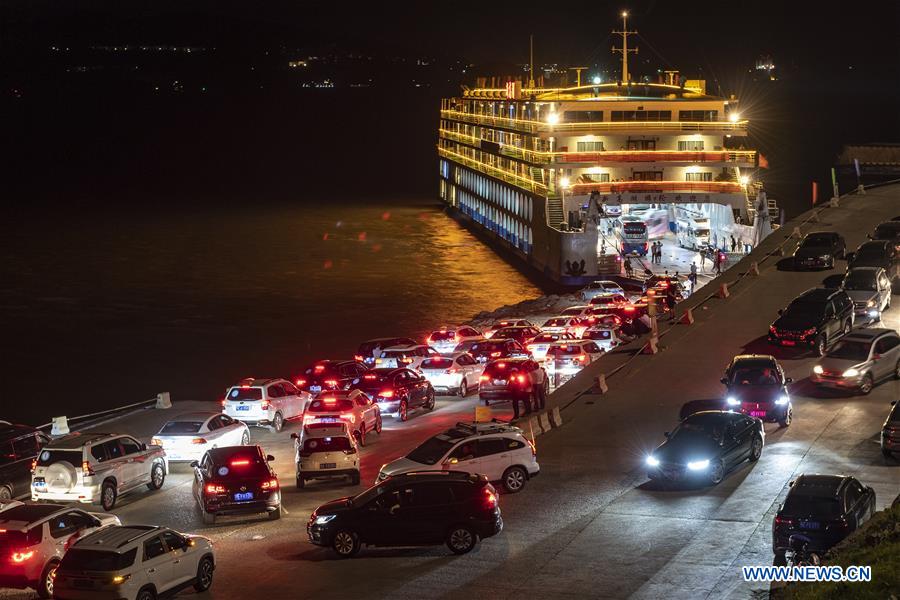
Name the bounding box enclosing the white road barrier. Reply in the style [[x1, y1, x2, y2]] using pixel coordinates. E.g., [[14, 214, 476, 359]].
[[51, 416, 69, 436], [156, 392, 172, 409]]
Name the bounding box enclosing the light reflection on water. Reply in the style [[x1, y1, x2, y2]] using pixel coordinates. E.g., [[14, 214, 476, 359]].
[[0, 200, 540, 423]]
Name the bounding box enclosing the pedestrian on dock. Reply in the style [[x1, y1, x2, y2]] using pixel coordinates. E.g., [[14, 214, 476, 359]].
[[700, 248, 707, 271], [512, 390, 532, 420], [730, 235, 737, 253]]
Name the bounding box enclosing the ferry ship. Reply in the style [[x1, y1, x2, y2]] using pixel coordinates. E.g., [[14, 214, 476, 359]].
[[437, 13, 776, 287]]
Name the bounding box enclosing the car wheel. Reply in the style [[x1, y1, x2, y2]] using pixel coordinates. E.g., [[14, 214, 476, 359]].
[[859, 373, 874, 395], [0, 486, 11, 502], [100, 481, 117, 511], [272, 412, 284, 432], [374, 413, 383, 434], [147, 462, 165, 490], [446, 525, 478, 555], [137, 587, 156, 600], [37, 559, 59, 599], [193, 556, 215, 592], [708, 460, 725, 485], [398, 400, 409, 422], [459, 379, 468, 397], [778, 407, 793, 428], [816, 334, 827, 357], [356, 424, 367, 447], [241, 431, 250, 445], [268, 505, 282, 520], [425, 388, 436, 411], [502, 466, 527, 493], [202, 509, 216, 525], [350, 471, 361, 485], [749, 435, 763, 462], [332, 530, 360, 558]]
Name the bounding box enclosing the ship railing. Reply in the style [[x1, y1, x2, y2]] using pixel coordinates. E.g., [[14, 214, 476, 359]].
[[440, 110, 749, 135], [437, 146, 549, 195], [567, 181, 745, 195]]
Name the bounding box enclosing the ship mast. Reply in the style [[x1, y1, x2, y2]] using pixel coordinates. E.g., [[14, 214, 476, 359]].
[[611, 11, 638, 83], [529, 34, 536, 89]]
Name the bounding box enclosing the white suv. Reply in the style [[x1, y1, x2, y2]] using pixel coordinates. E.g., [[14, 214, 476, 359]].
[[31, 433, 167, 511], [291, 423, 360, 489], [426, 326, 483, 353], [53, 525, 215, 600], [378, 421, 540, 493], [222, 378, 310, 432], [375, 345, 441, 370], [581, 280, 625, 301], [0, 502, 119, 598]]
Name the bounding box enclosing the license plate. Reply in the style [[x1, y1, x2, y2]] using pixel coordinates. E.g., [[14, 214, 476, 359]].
[[781, 340, 796, 346], [234, 491, 254, 501], [493, 379, 507, 386], [236, 405, 250, 411], [309, 385, 322, 393], [319, 417, 338, 423], [750, 411, 767, 418], [74, 579, 94, 589], [320, 463, 336, 469], [800, 520, 821, 530], [33, 481, 46, 489]]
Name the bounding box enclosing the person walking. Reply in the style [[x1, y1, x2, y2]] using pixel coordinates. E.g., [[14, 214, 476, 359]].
[[665, 283, 678, 321], [700, 247, 708, 271], [715, 250, 725, 275], [624, 255, 634, 278], [730, 235, 737, 253], [512, 389, 532, 419]]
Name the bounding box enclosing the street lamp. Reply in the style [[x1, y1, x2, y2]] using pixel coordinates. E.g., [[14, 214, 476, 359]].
[[739, 175, 750, 186], [592, 75, 602, 85], [729, 112, 741, 123], [547, 112, 560, 125]]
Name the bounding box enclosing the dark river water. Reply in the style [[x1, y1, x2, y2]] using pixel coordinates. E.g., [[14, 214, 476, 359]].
[[0, 201, 539, 424]]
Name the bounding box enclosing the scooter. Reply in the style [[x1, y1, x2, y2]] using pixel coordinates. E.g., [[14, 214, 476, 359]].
[[786, 534, 821, 567]]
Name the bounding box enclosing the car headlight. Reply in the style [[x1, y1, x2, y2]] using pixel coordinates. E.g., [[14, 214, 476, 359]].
[[315, 514, 337, 525], [726, 396, 740, 406], [646, 455, 660, 467], [842, 368, 860, 378], [867, 299, 876, 307], [687, 459, 710, 470], [775, 395, 789, 405], [813, 365, 824, 374]]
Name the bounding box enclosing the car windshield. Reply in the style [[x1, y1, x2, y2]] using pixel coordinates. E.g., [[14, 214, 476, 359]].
[[36, 449, 81, 466], [159, 421, 204, 434], [381, 350, 411, 358], [873, 224, 900, 239], [307, 398, 354, 413], [212, 453, 271, 478], [406, 436, 456, 465], [60, 548, 137, 571], [303, 436, 351, 452], [421, 357, 454, 369], [549, 345, 583, 355], [855, 244, 886, 259], [801, 235, 832, 247], [782, 495, 841, 519], [470, 341, 506, 352], [585, 330, 612, 339], [843, 271, 877, 291], [783, 301, 824, 321], [304, 364, 338, 377], [672, 415, 726, 440], [731, 366, 779, 385], [492, 329, 521, 339], [543, 319, 568, 327], [226, 387, 263, 401], [429, 331, 457, 341], [531, 334, 563, 343], [562, 307, 585, 316], [827, 340, 871, 361]]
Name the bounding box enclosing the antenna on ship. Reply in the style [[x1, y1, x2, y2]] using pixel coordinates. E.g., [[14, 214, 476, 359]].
[[529, 34, 536, 89], [568, 66, 589, 87], [611, 11, 638, 83]]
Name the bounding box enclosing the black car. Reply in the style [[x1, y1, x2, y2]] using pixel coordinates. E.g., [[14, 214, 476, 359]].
[[351, 368, 434, 421], [355, 337, 417, 366], [869, 220, 900, 251], [881, 399, 900, 457], [772, 474, 876, 563], [490, 326, 543, 346], [467, 339, 530, 363], [792, 231, 846, 269], [768, 288, 855, 356], [307, 471, 502, 557], [478, 358, 548, 408], [646, 411, 764, 485], [721, 355, 793, 427], [0, 423, 50, 501], [846, 240, 900, 280], [295, 360, 369, 395], [191, 445, 281, 524]]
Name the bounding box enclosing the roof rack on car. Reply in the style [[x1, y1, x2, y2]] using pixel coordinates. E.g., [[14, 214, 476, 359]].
[[453, 420, 517, 435]]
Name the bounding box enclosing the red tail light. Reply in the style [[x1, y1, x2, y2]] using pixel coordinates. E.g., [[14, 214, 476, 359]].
[[559, 344, 568, 350], [191, 438, 208, 445], [774, 515, 796, 527], [11, 551, 35, 563], [205, 484, 226, 495], [426, 336, 432, 344], [323, 397, 337, 403], [445, 368, 458, 374], [82, 461, 95, 476], [354, 355, 364, 361], [576, 354, 587, 362], [479, 375, 489, 382], [324, 379, 338, 388], [490, 351, 501, 357], [314, 365, 326, 372], [230, 459, 251, 467], [221, 399, 227, 406], [401, 357, 414, 364], [380, 390, 394, 398], [363, 374, 377, 380], [295, 378, 306, 386], [497, 362, 506, 368], [261, 478, 279, 490], [30, 458, 37, 473], [260, 401, 270, 410], [515, 374, 526, 383], [340, 414, 356, 424], [484, 487, 498, 509]]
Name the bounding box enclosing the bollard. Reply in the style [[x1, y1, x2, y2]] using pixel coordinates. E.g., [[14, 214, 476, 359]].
[[595, 374, 609, 394], [642, 336, 659, 354], [830, 196, 840, 208], [51, 416, 69, 436], [679, 308, 694, 325], [550, 406, 563, 428], [718, 282, 730, 299], [791, 226, 803, 239], [538, 411, 551, 433], [155, 392, 172, 409], [749, 261, 760, 276], [857, 184, 866, 195]]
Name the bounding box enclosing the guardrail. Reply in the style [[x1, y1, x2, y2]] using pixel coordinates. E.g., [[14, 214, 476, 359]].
[[437, 146, 548, 195], [37, 393, 171, 436], [569, 181, 745, 195]]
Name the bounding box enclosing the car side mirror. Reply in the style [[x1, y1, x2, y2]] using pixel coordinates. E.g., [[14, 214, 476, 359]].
[[785, 377, 793, 384], [266, 454, 275, 462], [445, 457, 459, 465], [720, 377, 728, 385], [189, 461, 199, 468]]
